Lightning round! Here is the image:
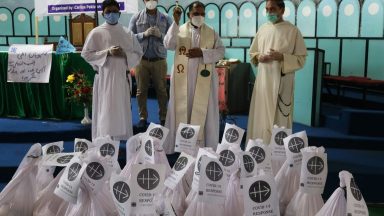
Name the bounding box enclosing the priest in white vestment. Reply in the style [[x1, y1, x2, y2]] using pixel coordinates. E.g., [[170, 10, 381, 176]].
[[163, 2, 225, 154], [247, 0, 307, 144], [81, 0, 143, 141]]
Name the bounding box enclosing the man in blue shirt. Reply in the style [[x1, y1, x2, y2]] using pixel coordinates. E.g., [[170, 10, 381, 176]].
[[129, 0, 172, 128]]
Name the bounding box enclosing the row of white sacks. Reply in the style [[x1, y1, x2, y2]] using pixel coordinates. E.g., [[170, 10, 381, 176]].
[[0, 123, 369, 216]]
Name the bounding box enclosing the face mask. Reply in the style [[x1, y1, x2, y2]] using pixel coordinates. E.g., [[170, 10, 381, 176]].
[[267, 13, 279, 23], [104, 12, 120, 25], [146, 0, 158, 10], [191, 16, 205, 28]]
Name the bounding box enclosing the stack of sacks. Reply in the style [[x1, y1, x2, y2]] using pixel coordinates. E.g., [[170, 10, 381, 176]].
[[34, 139, 93, 215], [35, 137, 119, 216], [61, 150, 117, 216], [275, 131, 308, 213], [285, 146, 328, 216]]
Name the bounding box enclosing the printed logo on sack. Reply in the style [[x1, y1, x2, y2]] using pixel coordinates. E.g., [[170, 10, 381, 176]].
[[145, 140, 152, 156], [350, 178, 363, 201], [180, 127, 195, 139], [205, 161, 223, 182], [137, 168, 160, 190], [225, 128, 240, 143], [113, 181, 130, 203], [67, 162, 82, 181], [75, 141, 88, 153], [46, 145, 61, 154], [243, 155, 255, 173], [149, 128, 164, 140], [307, 156, 324, 175], [57, 155, 74, 164], [100, 143, 115, 157], [274, 131, 288, 146], [86, 162, 105, 180], [288, 137, 305, 153], [249, 180, 271, 203], [219, 150, 235, 167], [249, 146, 266, 164], [174, 156, 188, 171]]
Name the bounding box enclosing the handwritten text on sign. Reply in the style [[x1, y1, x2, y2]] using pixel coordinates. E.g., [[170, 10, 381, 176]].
[[7, 44, 53, 83]]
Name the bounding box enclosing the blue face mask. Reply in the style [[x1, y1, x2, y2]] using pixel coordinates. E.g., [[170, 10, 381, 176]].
[[267, 13, 279, 23], [104, 12, 120, 25]]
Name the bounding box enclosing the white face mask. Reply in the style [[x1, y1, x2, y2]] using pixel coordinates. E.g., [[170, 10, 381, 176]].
[[145, 0, 157, 10], [191, 16, 205, 28]]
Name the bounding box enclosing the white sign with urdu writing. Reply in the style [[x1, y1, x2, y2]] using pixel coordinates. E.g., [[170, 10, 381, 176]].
[[130, 164, 166, 215], [270, 126, 292, 161], [164, 152, 195, 190], [109, 173, 133, 216], [174, 123, 200, 156], [243, 174, 280, 216], [198, 156, 227, 204], [283, 131, 308, 166], [54, 156, 86, 204], [299, 147, 328, 194], [7, 44, 53, 83], [145, 123, 169, 147], [221, 123, 245, 147]]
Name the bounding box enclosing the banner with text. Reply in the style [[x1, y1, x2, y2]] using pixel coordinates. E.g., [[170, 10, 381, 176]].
[[35, 0, 138, 17]]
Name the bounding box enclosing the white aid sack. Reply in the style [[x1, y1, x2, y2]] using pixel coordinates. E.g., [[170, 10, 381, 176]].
[[275, 131, 308, 213], [285, 146, 328, 216], [185, 156, 227, 216], [0, 143, 41, 216], [315, 170, 348, 216]]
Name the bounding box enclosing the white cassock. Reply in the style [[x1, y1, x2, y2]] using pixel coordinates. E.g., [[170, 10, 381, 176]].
[[81, 22, 143, 141], [163, 22, 225, 154], [247, 21, 307, 144]]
